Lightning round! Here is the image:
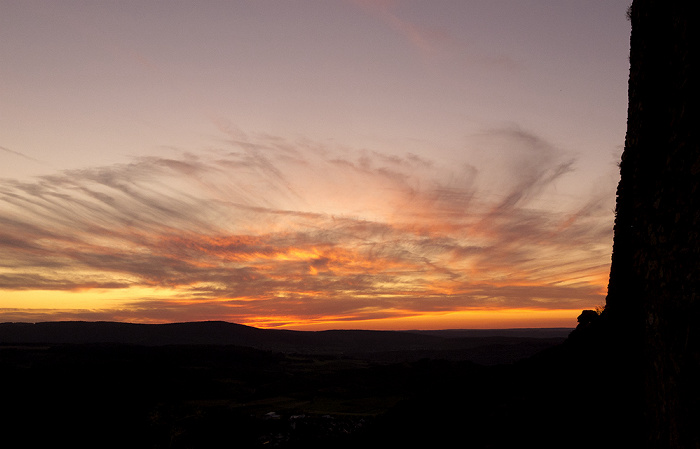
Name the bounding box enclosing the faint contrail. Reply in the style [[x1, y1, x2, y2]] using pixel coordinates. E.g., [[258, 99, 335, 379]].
[[0, 145, 44, 164]]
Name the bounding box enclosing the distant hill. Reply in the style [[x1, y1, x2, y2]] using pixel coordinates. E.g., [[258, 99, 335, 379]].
[[0, 321, 571, 365], [406, 328, 573, 339]]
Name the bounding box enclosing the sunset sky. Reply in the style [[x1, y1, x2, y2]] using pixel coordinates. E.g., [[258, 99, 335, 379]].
[[0, 1, 631, 330]]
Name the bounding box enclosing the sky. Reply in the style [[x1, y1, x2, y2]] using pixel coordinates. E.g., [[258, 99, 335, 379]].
[[0, 0, 632, 330]]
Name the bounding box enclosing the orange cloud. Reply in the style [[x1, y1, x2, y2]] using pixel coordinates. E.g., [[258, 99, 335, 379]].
[[0, 130, 614, 328]]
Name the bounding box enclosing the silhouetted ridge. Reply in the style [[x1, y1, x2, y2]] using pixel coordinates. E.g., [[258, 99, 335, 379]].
[[0, 321, 267, 346], [0, 321, 569, 365]]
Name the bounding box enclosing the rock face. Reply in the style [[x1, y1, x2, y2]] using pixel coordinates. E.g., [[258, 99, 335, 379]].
[[605, 1, 699, 447]]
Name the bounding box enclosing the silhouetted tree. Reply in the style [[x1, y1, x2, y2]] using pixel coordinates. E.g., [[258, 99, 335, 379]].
[[576, 310, 600, 330]]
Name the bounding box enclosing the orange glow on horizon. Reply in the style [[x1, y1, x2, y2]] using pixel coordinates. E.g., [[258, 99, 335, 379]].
[[248, 308, 582, 331], [1, 286, 589, 330]]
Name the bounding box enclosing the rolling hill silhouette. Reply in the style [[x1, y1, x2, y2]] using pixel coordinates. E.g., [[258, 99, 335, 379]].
[[0, 320, 570, 364]]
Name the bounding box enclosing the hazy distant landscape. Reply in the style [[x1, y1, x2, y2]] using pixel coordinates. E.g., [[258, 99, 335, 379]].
[[1, 320, 636, 448], [0, 321, 570, 364]]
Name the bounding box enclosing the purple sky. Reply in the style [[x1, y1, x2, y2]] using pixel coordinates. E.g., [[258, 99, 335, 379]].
[[0, 1, 631, 329]]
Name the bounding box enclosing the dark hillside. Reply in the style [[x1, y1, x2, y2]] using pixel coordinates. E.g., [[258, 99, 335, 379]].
[[0, 320, 568, 364], [0, 335, 626, 449]]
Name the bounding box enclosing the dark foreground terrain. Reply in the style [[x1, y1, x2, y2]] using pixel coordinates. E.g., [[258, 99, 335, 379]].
[[0, 321, 640, 448]]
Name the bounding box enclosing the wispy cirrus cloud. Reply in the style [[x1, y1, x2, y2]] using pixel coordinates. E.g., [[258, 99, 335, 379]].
[[349, 0, 522, 72], [1, 145, 46, 166], [350, 0, 454, 55], [0, 127, 615, 327]]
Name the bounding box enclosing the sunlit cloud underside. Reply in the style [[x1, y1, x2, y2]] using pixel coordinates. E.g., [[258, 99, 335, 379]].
[[0, 128, 614, 329]]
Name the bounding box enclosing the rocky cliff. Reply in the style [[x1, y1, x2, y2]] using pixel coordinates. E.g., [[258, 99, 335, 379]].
[[604, 1, 699, 447]]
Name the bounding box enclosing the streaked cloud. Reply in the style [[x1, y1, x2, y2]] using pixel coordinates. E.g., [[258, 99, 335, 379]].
[[352, 0, 454, 55], [349, 0, 522, 72], [0, 145, 45, 165], [0, 127, 615, 327]]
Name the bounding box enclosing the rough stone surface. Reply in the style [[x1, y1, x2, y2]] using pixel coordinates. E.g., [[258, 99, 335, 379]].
[[604, 1, 699, 447]]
